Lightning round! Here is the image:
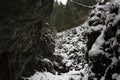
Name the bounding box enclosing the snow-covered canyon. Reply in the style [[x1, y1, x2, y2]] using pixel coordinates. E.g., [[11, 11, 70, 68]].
[[27, 23, 88, 80]]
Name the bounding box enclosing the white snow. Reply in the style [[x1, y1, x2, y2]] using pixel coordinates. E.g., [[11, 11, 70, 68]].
[[55, 0, 67, 5], [117, 75, 120, 80], [28, 64, 88, 80], [112, 73, 119, 79], [89, 30, 106, 57]]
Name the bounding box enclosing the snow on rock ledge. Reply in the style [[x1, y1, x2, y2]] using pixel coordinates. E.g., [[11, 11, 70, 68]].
[[86, 0, 120, 80]]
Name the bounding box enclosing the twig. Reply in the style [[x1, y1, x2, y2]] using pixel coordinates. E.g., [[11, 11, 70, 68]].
[[71, 0, 93, 9]]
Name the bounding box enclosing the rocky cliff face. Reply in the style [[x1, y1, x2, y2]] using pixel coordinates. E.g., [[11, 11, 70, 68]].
[[0, 0, 54, 80], [86, 0, 120, 80]]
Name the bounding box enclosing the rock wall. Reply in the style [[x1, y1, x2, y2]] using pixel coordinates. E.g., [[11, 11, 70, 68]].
[[86, 0, 120, 80], [0, 0, 55, 80]]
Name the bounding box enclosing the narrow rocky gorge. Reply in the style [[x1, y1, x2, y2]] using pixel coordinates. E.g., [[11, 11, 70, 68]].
[[28, 23, 88, 80], [1, 0, 120, 80]]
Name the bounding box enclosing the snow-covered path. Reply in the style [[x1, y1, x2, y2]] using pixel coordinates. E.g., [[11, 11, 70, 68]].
[[28, 24, 88, 80]]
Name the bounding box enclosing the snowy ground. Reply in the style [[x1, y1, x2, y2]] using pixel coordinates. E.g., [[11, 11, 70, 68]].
[[27, 23, 88, 80]]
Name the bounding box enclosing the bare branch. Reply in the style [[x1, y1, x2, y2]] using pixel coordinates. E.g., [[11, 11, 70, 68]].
[[71, 0, 94, 9]]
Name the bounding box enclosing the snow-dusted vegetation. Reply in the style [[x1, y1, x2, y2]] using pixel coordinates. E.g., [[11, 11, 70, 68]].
[[28, 23, 88, 80], [86, 0, 120, 80]]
